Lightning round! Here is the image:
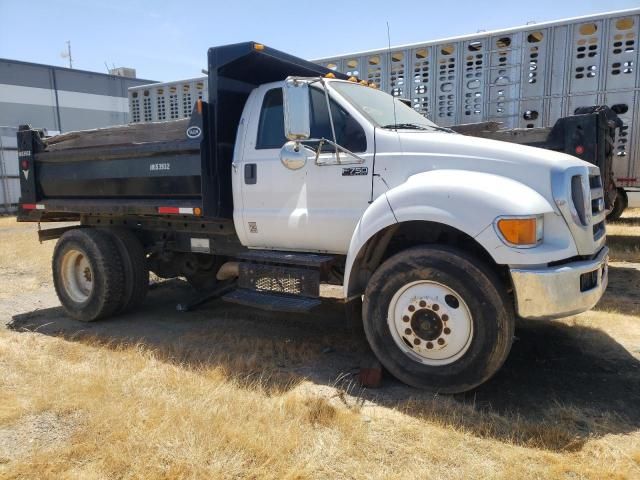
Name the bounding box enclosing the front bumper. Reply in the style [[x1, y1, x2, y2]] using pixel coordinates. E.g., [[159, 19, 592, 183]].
[[510, 246, 608, 320]]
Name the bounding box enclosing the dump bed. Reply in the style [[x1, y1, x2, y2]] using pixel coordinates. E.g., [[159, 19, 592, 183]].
[[38, 119, 200, 199], [17, 42, 343, 222]]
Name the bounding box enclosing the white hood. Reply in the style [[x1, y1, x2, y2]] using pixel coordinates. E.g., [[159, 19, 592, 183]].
[[375, 129, 592, 204]]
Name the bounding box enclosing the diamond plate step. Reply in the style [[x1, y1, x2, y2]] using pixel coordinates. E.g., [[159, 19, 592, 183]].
[[222, 289, 322, 313], [236, 250, 335, 268]]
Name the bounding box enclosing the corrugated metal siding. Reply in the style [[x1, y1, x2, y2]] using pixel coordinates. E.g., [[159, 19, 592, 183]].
[[316, 9, 640, 187], [0, 59, 156, 211], [0, 126, 18, 213]]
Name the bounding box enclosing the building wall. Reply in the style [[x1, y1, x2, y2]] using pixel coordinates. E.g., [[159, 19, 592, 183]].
[[0, 58, 155, 133], [0, 58, 156, 211]]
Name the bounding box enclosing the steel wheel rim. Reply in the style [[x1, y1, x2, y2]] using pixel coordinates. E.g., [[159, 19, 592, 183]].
[[387, 280, 473, 366], [60, 249, 93, 303]]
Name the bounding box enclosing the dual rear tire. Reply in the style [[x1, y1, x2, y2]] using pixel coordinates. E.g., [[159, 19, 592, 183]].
[[52, 228, 148, 321]]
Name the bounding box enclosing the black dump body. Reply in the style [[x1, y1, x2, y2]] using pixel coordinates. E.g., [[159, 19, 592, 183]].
[[17, 42, 344, 221]]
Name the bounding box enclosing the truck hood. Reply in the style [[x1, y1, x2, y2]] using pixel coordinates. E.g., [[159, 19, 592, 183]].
[[377, 129, 592, 205]]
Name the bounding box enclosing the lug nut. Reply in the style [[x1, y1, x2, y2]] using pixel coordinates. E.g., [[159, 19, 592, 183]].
[[444, 327, 451, 335], [405, 328, 412, 335], [403, 315, 410, 322], [414, 338, 421, 345], [432, 304, 439, 311], [408, 305, 415, 312], [426, 342, 433, 349], [437, 338, 445, 345], [419, 300, 426, 307], [442, 314, 449, 322]]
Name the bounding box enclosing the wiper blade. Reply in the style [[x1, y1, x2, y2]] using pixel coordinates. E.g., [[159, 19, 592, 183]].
[[425, 125, 456, 133], [382, 123, 428, 130]]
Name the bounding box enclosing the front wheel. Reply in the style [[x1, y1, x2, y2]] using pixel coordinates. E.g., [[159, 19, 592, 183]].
[[362, 245, 514, 393]]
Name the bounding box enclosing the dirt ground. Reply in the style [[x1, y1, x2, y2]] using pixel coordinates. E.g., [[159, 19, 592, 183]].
[[1, 213, 639, 478]]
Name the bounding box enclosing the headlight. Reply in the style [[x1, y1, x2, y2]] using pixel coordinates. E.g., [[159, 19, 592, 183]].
[[495, 215, 544, 248]]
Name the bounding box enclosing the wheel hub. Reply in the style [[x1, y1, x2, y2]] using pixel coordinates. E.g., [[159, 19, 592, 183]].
[[60, 249, 94, 304], [410, 309, 442, 341], [388, 280, 473, 366]]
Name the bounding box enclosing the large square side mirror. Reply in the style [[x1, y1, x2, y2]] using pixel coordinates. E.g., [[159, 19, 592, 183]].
[[283, 78, 311, 141]]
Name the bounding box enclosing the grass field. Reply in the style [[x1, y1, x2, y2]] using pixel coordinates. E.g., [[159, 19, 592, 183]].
[[0, 212, 639, 479]]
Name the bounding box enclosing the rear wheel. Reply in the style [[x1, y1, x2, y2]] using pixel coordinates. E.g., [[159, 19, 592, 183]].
[[52, 228, 125, 321], [363, 245, 514, 393], [101, 228, 149, 313]]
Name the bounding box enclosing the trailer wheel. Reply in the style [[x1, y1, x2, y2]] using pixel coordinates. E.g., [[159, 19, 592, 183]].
[[362, 245, 514, 393], [52, 228, 125, 322], [606, 188, 628, 222], [102, 228, 149, 313]]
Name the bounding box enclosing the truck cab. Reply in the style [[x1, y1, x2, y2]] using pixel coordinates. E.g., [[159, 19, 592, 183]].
[[234, 76, 607, 316], [16, 42, 608, 393]]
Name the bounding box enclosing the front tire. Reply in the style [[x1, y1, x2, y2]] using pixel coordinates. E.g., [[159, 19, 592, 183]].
[[52, 228, 125, 322], [362, 245, 514, 393]]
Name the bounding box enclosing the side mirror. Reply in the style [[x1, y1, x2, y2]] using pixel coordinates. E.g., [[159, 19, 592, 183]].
[[283, 78, 310, 141], [280, 141, 313, 170]]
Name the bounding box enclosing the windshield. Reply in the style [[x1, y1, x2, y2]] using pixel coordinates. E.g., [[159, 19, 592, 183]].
[[330, 81, 445, 131]]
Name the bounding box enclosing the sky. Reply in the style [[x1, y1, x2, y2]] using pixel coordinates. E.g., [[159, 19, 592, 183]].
[[0, 0, 638, 82]]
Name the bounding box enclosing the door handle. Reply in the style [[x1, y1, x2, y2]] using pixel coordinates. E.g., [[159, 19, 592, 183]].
[[244, 163, 257, 184]]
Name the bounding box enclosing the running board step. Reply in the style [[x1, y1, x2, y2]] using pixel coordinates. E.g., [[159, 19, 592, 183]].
[[222, 289, 322, 313], [235, 250, 335, 268]]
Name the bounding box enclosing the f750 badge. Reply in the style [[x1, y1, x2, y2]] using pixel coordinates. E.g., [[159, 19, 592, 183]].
[[342, 167, 368, 176]]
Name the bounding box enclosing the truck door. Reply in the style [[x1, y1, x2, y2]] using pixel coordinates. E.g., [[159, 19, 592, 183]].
[[235, 84, 374, 254]]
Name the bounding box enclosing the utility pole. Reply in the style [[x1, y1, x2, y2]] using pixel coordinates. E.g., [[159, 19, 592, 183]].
[[61, 41, 73, 69]]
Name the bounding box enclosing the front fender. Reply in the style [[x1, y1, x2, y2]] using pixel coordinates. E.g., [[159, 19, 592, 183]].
[[343, 169, 575, 297]]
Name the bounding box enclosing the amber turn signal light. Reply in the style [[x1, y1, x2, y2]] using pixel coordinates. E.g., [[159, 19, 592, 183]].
[[496, 217, 542, 247]]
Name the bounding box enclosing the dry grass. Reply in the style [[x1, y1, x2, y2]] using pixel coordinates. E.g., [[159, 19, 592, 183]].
[[1, 329, 639, 479], [0, 217, 57, 299], [607, 208, 640, 262], [0, 215, 639, 479]]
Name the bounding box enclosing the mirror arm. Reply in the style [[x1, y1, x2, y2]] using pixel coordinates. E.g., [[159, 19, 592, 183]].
[[319, 78, 341, 163], [300, 138, 366, 165]]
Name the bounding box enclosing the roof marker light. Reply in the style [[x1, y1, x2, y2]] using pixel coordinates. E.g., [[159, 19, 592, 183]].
[[253, 43, 265, 51], [325, 72, 336, 78]]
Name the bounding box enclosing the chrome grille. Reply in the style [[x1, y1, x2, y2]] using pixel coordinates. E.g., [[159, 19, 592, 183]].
[[570, 175, 588, 225], [553, 166, 606, 255], [569, 171, 606, 240], [589, 172, 606, 241]]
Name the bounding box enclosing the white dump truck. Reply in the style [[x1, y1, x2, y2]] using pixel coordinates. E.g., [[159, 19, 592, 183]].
[[17, 42, 608, 392]]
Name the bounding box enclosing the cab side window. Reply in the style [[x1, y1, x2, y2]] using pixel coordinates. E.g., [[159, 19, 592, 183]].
[[256, 88, 286, 149], [255, 86, 366, 152]]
